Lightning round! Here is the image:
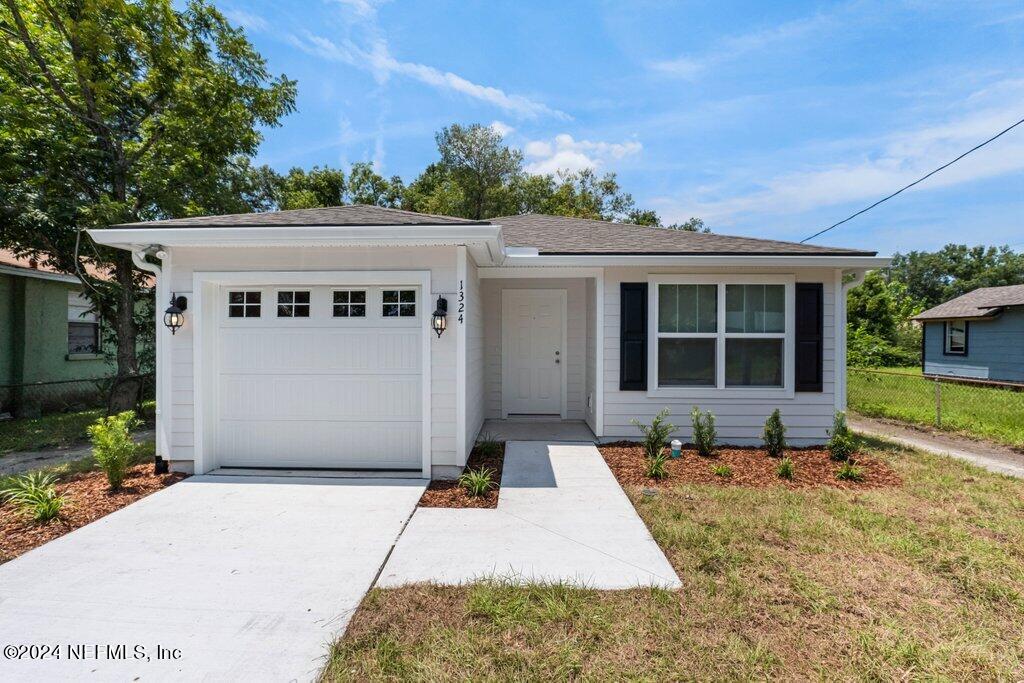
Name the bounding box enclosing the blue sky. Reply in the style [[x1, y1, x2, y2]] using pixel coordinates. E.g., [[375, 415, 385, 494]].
[[220, 0, 1024, 255]]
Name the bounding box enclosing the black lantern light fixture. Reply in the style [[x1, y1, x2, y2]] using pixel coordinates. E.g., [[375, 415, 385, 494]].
[[431, 296, 448, 338], [163, 294, 188, 335]]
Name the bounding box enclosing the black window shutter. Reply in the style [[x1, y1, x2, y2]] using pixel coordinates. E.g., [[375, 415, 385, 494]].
[[795, 283, 824, 392], [619, 283, 647, 391]]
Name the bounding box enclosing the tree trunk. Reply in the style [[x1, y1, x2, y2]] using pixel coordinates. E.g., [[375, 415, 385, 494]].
[[107, 248, 142, 413]]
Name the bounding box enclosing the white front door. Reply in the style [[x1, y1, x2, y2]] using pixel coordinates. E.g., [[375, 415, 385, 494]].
[[502, 289, 567, 417]]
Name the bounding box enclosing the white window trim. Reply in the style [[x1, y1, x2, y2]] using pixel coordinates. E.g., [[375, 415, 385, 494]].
[[944, 320, 967, 354], [647, 274, 796, 400]]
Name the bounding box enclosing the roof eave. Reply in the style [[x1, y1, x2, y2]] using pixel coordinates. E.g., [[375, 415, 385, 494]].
[[498, 253, 892, 268]]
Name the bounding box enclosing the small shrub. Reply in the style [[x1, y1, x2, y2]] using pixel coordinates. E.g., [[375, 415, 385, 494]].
[[645, 452, 669, 480], [475, 432, 502, 458], [0, 471, 65, 523], [87, 411, 141, 491], [777, 457, 795, 480], [458, 467, 496, 497], [826, 411, 856, 462], [762, 409, 787, 458], [836, 461, 865, 482], [691, 406, 716, 457], [711, 463, 732, 478], [631, 408, 677, 460]]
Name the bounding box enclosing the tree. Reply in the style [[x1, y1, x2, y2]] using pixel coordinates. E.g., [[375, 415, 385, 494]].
[[345, 162, 404, 207], [665, 217, 711, 233], [891, 244, 1024, 309], [0, 0, 296, 409], [434, 123, 523, 219], [275, 166, 346, 210]]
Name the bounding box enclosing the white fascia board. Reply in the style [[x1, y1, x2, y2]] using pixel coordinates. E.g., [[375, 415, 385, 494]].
[[87, 224, 505, 262], [497, 254, 893, 269]]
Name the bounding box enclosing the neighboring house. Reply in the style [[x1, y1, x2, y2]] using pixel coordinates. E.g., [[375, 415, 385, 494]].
[[912, 284, 1024, 384], [89, 205, 888, 478], [0, 249, 113, 415]]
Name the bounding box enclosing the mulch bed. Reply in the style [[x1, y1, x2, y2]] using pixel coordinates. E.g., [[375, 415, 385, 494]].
[[418, 444, 505, 509], [600, 442, 901, 491], [0, 464, 187, 563]]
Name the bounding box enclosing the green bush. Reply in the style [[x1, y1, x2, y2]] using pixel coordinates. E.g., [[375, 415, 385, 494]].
[[711, 463, 732, 478], [631, 408, 677, 460], [475, 432, 502, 458], [691, 406, 716, 457], [458, 467, 496, 497], [847, 326, 918, 368], [762, 409, 787, 457], [0, 471, 65, 523], [826, 411, 856, 462], [645, 452, 669, 480], [836, 461, 865, 482], [87, 410, 141, 491], [776, 457, 795, 480]]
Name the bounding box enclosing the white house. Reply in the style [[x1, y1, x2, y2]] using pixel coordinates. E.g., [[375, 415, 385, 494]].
[[90, 205, 887, 479]]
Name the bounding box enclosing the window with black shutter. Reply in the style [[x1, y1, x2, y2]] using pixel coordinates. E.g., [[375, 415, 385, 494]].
[[619, 283, 647, 390], [795, 283, 824, 392]]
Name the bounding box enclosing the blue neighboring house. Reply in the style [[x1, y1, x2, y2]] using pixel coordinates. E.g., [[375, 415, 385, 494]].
[[913, 284, 1024, 385]]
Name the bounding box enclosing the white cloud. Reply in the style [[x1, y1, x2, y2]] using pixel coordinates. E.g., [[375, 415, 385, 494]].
[[331, 0, 388, 18], [222, 8, 268, 33], [288, 32, 568, 120], [490, 120, 515, 137], [523, 133, 642, 174]]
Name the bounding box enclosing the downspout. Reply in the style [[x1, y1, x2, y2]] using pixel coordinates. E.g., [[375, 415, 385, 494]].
[[837, 269, 867, 412], [132, 246, 170, 473]]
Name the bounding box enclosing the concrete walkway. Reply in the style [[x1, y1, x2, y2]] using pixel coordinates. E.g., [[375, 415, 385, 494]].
[[851, 415, 1024, 479], [0, 474, 425, 682], [379, 442, 681, 589], [0, 429, 155, 477], [480, 419, 596, 443]]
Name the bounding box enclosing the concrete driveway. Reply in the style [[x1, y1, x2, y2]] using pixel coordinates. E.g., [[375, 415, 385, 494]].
[[0, 474, 425, 682]]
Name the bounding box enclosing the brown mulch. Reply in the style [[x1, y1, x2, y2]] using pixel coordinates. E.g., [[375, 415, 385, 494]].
[[599, 442, 901, 491], [0, 464, 187, 563], [418, 444, 505, 509]]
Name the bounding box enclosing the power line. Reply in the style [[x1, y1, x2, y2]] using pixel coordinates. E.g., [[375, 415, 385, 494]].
[[801, 115, 1024, 243]]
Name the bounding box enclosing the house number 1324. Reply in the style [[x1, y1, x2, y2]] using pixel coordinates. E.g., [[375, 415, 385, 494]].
[[458, 280, 465, 324]]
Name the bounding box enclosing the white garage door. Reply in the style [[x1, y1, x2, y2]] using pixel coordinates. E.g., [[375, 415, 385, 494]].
[[213, 284, 422, 470]]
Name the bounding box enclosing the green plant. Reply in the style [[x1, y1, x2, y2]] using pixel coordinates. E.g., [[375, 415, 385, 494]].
[[475, 432, 502, 458], [711, 463, 732, 478], [826, 411, 856, 462], [762, 409, 787, 457], [776, 457, 795, 480], [836, 461, 865, 482], [631, 408, 677, 460], [0, 471, 65, 523], [87, 411, 141, 491], [645, 452, 669, 480], [691, 406, 716, 457], [458, 467, 496, 497]]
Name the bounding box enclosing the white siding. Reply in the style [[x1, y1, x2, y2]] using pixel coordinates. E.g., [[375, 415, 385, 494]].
[[482, 278, 588, 420], [165, 246, 458, 470], [585, 278, 598, 433], [603, 267, 840, 446], [463, 254, 485, 458]]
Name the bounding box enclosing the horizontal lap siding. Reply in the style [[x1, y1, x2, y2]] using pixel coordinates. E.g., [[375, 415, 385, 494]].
[[585, 278, 598, 433], [464, 256, 485, 457], [482, 278, 587, 420], [924, 311, 1024, 383], [166, 246, 458, 468], [603, 266, 839, 446]]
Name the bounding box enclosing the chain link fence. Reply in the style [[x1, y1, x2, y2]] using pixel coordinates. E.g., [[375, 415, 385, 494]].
[[848, 368, 1024, 449], [0, 374, 154, 420]]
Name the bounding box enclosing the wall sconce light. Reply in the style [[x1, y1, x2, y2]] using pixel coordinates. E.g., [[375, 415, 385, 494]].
[[431, 296, 448, 338], [163, 294, 187, 335]]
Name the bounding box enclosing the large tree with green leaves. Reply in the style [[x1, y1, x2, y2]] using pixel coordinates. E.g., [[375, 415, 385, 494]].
[[0, 0, 295, 408]]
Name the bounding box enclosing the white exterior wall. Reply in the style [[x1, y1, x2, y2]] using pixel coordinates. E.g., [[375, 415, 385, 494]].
[[602, 266, 840, 446], [462, 253, 485, 460], [164, 245, 458, 472], [585, 278, 598, 433], [482, 278, 588, 420]]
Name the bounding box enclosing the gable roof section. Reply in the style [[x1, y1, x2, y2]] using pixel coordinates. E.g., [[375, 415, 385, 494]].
[[108, 204, 489, 228], [491, 213, 874, 256], [913, 284, 1024, 321], [100, 204, 876, 257]]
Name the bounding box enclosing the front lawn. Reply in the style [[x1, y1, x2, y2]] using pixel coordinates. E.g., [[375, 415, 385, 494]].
[[324, 438, 1024, 680], [0, 401, 154, 455]]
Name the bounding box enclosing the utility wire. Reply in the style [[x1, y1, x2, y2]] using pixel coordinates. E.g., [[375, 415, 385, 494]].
[[801, 115, 1024, 243]]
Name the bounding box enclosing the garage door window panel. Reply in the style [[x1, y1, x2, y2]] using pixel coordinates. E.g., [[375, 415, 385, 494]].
[[277, 290, 310, 318], [228, 291, 261, 318], [333, 290, 367, 318], [383, 289, 416, 317]]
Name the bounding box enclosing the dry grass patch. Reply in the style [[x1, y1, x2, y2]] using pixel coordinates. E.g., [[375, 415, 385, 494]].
[[323, 437, 1024, 681]]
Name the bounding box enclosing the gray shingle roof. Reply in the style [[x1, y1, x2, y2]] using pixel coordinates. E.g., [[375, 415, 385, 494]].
[[107, 205, 875, 256], [493, 213, 874, 256], [912, 284, 1024, 321], [109, 204, 489, 228]]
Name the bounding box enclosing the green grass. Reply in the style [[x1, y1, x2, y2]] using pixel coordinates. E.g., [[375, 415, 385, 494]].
[[0, 401, 154, 455], [323, 437, 1024, 680], [848, 368, 1024, 448]]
